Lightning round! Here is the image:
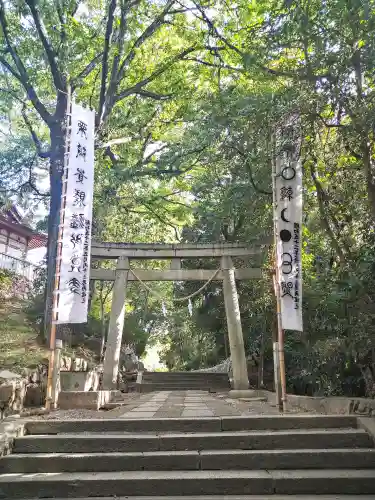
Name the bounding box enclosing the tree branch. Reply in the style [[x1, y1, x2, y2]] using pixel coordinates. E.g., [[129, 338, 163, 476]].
[[97, 0, 117, 125], [72, 52, 104, 88], [136, 89, 173, 100], [103, 0, 130, 120], [25, 0, 64, 91], [25, 155, 50, 198], [183, 57, 244, 72], [0, 85, 25, 105], [142, 201, 180, 239], [231, 144, 272, 195], [21, 106, 51, 159], [0, 55, 21, 81], [0, 1, 51, 123], [309, 160, 346, 264], [190, 0, 333, 83], [190, 0, 243, 57], [54, 0, 67, 45], [116, 0, 175, 82], [115, 46, 197, 102]]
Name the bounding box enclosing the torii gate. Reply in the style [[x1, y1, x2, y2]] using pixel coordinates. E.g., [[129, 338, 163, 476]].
[[90, 239, 271, 392]]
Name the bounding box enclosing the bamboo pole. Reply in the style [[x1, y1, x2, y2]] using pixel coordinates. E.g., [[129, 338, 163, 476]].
[[272, 148, 288, 413], [45, 87, 71, 410]]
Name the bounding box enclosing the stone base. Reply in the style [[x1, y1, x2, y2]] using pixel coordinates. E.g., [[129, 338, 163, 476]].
[[229, 389, 267, 400], [58, 390, 120, 410], [60, 370, 100, 392], [264, 391, 375, 416]]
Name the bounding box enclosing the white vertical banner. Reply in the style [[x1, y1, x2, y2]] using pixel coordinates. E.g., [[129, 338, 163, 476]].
[[274, 153, 303, 331], [56, 103, 95, 324]]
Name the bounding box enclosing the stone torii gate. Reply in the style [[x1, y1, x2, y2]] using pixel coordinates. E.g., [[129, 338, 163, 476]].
[[90, 240, 271, 392]]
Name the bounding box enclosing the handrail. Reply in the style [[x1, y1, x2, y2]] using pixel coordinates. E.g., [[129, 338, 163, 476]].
[[0, 251, 36, 267], [0, 252, 39, 280]]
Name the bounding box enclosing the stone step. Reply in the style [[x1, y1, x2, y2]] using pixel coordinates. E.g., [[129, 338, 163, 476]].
[[140, 384, 229, 387], [139, 385, 226, 392], [10, 497, 375, 500], [13, 429, 372, 454], [3, 448, 375, 473], [141, 378, 229, 383], [11, 497, 375, 500], [140, 380, 229, 386], [1, 469, 375, 497], [23, 415, 358, 435], [142, 372, 230, 378]]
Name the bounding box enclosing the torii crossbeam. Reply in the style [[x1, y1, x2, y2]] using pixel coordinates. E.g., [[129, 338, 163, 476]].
[[90, 239, 271, 391]]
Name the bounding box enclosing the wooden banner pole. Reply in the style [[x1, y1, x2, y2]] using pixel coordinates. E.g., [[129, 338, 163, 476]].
[[45, 87, 71, 410], [272, 147, 288, 413]]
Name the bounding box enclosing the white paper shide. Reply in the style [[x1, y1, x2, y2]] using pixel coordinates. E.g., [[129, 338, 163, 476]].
[[275, 154, 303, 331], [57, 104, 95, 323]]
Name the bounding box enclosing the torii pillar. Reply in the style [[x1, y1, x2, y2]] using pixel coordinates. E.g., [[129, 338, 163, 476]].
[[221, 256, 250, 394], [102, 257, 129, 388]]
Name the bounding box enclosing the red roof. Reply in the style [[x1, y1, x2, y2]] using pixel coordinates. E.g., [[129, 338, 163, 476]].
[[28, 233, 47, 250], [0, 205, 47, 249]]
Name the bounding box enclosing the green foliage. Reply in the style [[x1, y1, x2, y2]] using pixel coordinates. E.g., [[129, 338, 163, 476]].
[[0, 299, 49, 373], [1, 0, 375, 396], [0, 269, 14, 297]]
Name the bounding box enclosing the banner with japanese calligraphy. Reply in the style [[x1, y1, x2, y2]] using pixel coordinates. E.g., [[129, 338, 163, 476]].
[[56, 103, 95, 324], [274, 155, 303, 331]]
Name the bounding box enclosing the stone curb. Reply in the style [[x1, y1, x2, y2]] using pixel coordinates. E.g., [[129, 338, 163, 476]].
[[357, 417, 375, 445], [0, 418, 26, 457], [263, 391, 375, 416]]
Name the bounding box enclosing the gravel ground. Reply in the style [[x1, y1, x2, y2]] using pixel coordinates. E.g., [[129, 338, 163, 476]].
[[28, 392, 144, 420], [24, 391, 314, 421]]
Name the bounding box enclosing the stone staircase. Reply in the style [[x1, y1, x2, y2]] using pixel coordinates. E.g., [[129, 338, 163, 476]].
[[1, 415, 375, 498], [138, 371, 231, 392]]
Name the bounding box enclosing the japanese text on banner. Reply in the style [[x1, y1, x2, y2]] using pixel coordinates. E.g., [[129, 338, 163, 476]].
[[275, 155, 303, 331], [57, 104, 95, 324]]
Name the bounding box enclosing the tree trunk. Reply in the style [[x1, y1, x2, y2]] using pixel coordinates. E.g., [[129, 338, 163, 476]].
[[100, 300, 106, 361], [360, 365, 375, 398], [258, 329, 265, 389], [43, 99, 68, 342], [362, 139, 375, 222]]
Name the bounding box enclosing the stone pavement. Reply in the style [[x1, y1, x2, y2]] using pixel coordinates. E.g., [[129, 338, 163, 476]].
[[118, 390, 280, 418]]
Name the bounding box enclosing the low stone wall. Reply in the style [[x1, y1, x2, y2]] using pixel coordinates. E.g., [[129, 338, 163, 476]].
[[0, 355, 97, 418], [0, 366, 47, 418], [58, 390, 120, 410], [60, 370, 100, 392], [0, 420, 25, 457], [60, 356, 92, 372], [265, 391, 375, 416]]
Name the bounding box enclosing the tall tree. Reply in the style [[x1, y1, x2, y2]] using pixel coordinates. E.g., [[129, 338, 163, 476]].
[[0, 0, 212, 338]]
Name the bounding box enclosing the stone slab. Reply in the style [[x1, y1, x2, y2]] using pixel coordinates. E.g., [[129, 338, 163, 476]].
[[25, 417, 222, 434], [270, 469, 375, 495], [0, 451, 201, 473], [123, 412, 158, 418], [0, 470, 273, 497], [221, 415, 358, 431], [154, 412, 183, 418], [25, 497, 375, 500], [13, 434, 161, 453], [199, 449, 375, 470], [58, 390, 116, 410], [2, 469, 375, 497], [182, 410, 214, 417], [156, 429, 372, 451]]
